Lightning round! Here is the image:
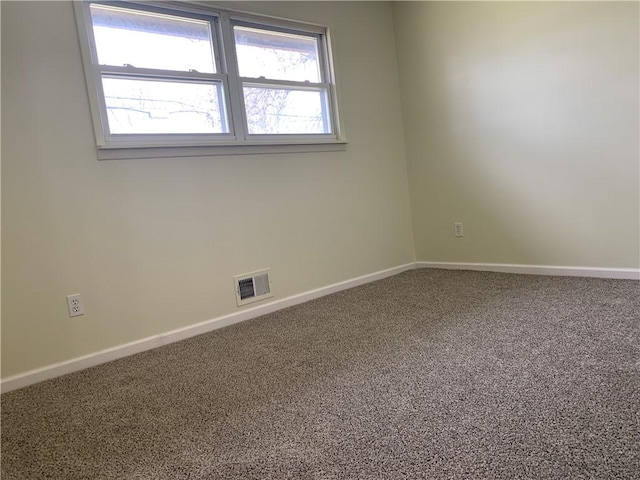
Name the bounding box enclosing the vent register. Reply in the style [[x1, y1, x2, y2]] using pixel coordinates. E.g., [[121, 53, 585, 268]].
[[233, 269, 273, 306]]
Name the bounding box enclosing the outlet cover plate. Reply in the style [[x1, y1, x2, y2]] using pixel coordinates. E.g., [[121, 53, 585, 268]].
[[66, 293, 85, 317]]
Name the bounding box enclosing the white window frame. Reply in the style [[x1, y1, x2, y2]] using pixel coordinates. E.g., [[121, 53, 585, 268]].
[[73, 1, 346, 159]]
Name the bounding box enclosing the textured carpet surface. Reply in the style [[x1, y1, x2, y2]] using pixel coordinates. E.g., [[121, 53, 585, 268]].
[[2, 269, 639, 479]]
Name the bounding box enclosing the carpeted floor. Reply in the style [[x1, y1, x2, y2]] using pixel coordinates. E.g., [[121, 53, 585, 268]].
[[2, 269, 639, 479]]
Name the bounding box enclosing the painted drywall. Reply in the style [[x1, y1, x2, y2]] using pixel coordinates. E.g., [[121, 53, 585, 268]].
[[1, 1, 415, 378], [393, 1, 639, 268]]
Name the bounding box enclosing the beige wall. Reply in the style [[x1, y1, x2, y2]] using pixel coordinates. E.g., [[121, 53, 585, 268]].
[[1, 1, 415, 378], [393, 1, 639, 267]]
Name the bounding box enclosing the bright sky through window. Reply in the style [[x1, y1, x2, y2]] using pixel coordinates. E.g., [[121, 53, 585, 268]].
[[91, 4, 216, 73]]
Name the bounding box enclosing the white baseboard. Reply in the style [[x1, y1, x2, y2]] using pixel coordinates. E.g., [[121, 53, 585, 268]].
[[416, 262, 640, 280], [1, 263, 415, 394], [4, 260, 636, 393]]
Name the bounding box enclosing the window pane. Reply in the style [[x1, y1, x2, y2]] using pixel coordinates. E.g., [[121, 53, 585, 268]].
[[102, 77, 227, 134], [90, 4, 215, 73], [234, 26, 320, 82], [243, 85, 330, 134]]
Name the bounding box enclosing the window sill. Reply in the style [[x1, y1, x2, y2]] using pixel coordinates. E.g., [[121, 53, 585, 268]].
[[96, 140, 348, 160]]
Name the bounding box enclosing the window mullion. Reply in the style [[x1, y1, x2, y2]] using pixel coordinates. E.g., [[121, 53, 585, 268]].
[[218, 12, 248, 142]]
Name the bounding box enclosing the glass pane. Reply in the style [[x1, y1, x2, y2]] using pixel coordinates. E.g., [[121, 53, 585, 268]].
[[90, 4, 215, 73], [102, 77, 227, 134], [234, 26, 320, 82], [243, 85, 330, 134]]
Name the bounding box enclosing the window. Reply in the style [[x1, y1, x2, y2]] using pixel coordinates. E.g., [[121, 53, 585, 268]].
[[73, 1, 345, 157]]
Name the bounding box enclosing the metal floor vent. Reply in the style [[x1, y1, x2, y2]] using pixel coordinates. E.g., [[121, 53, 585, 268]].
[[233, 269, 273, 306]]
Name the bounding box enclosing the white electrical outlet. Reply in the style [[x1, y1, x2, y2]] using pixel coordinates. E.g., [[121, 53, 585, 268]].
[[66, 293, 85, 317], [454, 222, 464, 237]]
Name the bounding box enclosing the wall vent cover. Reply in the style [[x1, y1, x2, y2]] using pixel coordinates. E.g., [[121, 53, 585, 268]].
[[233, 269, 273, 306]]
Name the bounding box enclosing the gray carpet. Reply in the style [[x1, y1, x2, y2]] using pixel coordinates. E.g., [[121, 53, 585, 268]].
[[2, 269, 639, 479]]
